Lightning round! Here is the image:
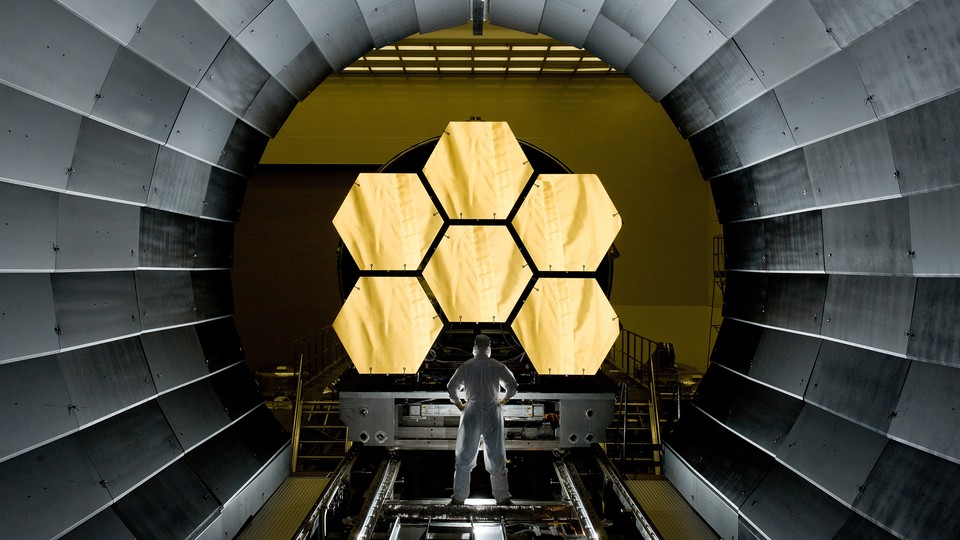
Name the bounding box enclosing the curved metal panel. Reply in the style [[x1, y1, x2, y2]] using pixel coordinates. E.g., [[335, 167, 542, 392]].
[[751, 149, 814, 217], [910, 187, 960, 275], [129, 0, 229, 86], [92, 47, 189, 143], [234, 405, 289, 463], [0, 0, 117, 114], [56, 337, 156, 426], [854, 441, 960, 539], [157, 379, 232, 451], [690, 120, 742, 178], [276, 42, 332, 101], [357, 0, 419, 49], [138, 208, 197, 268], [710, 318, 763, 371], [821, 197, 913, 275], [68, 118, 158, 203], [804, 120, 900, 207], [582, 15, 643, 72], [646, 0, 725, 77], [202, 168, 247, 222], [413, 0, 469, 33], [236, 0, 313, 75], [774, 49, 877, 145], [51, 271, 142, 349], [185, 423, 263, 504], [689, 0, 773, 38], [192, 270, 234, 321], [210, 364, 263, 420], [723, 92, 797, 171], [198, 38, 270, 119], [733, 0, 838, 88], [833, 513, 900, 540], [539, 0, 603, 48], [56, 195, 140, 270], [195, 0, 271, 36], [752, 329, 820, 397], [778, 404, 887, 505], [805, 340, 909, 432], [195, 220, 235, 269], [147, 147, 211, 217], [0, 436, 110, 540], [0, 354, 77, 461], [291, 0, 374, 70], [218, 119, 270, 176], [722, 219, 764, 270], [0, 83, 81, 190], [59, 507, 136, 540], [57, 0, 158, 44], [167, 90, 238, 168], [908, 278, 960, 366], [848, 0, 960, 118], [0, 181, 58, 271], [0, 274, 60, 362], [807, 0, 921, 48], [489, 0, 547, 35], [600, 0, 676, 43], [135, 270, 196, 330], [740, 464, 850, 539], [195, 317, 245, 372], [763, 211, 824, 272], [243, 77, 297, 138], [821, 275, 916, 355], [661, 77, 715, 138], [78, 400, 183, 498], [140, 326, 208, 393], [887, 91, 960, 195], [624, 42, 685, 101], [112, 459, 220, 540], [722, 270, 767, 324], [888, 361, 960, 462], [710, 167, 758, 223]]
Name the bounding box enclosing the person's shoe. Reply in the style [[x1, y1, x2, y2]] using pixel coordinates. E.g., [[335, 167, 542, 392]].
[[448, 498, 464, 506], [496, 498, 512, 505]]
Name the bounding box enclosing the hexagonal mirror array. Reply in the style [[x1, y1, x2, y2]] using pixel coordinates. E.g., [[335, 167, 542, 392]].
[[332, 121, 621, 375]]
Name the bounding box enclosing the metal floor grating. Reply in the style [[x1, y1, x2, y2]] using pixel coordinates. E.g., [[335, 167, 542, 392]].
[[626, 476, 720, 540], [236, 476, 330, 540]]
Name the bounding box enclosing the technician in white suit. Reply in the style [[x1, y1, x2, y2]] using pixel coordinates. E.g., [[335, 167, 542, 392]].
[[447, 334, 518, 505]]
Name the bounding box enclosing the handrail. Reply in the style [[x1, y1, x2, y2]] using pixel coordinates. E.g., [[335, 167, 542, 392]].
[[647, 353, 662, 475], [291, 351, 305, 473]]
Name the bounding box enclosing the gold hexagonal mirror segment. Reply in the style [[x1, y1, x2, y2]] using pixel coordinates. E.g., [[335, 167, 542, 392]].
[[513, 174, 622, 272], [422, 121, 534, 220], [333, 173, 443, 271], [333, 276, 442, 374], [423, 225, 532, 323], [511, 278, 619, 375]]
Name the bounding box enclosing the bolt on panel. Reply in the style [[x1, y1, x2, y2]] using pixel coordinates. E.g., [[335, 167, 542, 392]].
[[0, 83, 82, 191], [740, 464, 852, 539], [599, 0, 675, 43], [56, 0, 159, 44], [413, 0, 470, 34], [0, 181, 58, 271], [51, 271, 142, 350], [710, 165, 759, 223], [821, 197, 913, 275], [821, 274, 916, 355], [762, 211, 824, 272], [692, 40, 766, 131], [290, 0, 374, 70], [763, 274, 826, 335], [185, 421, 264, 505], [140, 326, 208, 393], [195, 0, 271, 36], [721, 270, 767, 324], [198, 38, 271, 120], [888, 361, 960, 463], [195, 219, 235, 269], [689, 119, 743, 179], [195, 317, 245, 372], [58, 507, 135, 540], [167, 90, 239, 169], [624, 42, 686, 101], [68, 118, 159, 204], [191, 270, 234, 321], [277, 42, 333, 101], [237, 0, 314, 76], [661, 75, 715, 138], [751, 149, 814, 217], [807, 0, 921, 47], [135, 270, 196, 331], [244, 77, 298, 138], [646, 0, 725, 78], [0, 354, 78, 462], [539, 0, 604, 48], [804, 120, 900, 207], [751, 329, 821, 397], [0, 274, 60, 363], [489, 0, 547, 34], [709, 318, 763, 369], [55, 194, 141, 271], [147, 146, 213, 217], [723, 91, 798, 172], [218, 119, 269, 176], [209, 364, 264, 420], [202, 167, 247, 222], [720, 219, 764, 270], [907, 278, 960, 365], [357, 0, 420, 49], [156, 378, 232, 451], [690, 0, 773, 38], [887, 90, 960, 195], [138, 207, 198, 269], [582, 15, 643, 72], [909, 187, 960, 276]]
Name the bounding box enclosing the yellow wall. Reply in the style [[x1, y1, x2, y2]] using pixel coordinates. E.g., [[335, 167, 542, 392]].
[[262, 75, 719, 369]]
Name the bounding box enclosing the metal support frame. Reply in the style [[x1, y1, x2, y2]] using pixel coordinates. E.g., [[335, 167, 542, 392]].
[[553, 460, 607, 540]]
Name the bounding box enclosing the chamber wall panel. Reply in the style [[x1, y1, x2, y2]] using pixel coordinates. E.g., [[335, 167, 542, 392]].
[[0, 436, 111, 540], [140, 326, 208, 392], [887, 91, 960, 195], [192, 270, 235, 321], [805, 340, 909, 432], [0, 354, 78, 461], [690, 40, 766, 132], [135, 270, 196, 330], [807, 0, 921, 47], [185, 423, 262, 505], [218, 119, 270, 176], [777, 404, 887, 505], [195, 0, 271, 36], [909, 188, 960, 275], [0, 83, 82, 190], [210, 363, 263, 420], [907, 278, 960, 366], [68, 118, 158, 203], [77, 400, 183, 499], [724, 93, 798, 174], [202, 168, 247, 222], [129, 0, 229, 86], [709, 319, 763, 373], [763, 274, 826, 335], [195, 220, 235, 269], [167, 90, 238, 168], [138, 207, 197, 268], [198, 38, 270, 119], [538, 0, 603, 48], [721, 271, 767, 324], [689, 0, 772, 38], [646, 0, 725, 77], [56, 337, 156, 426], [195, 317, 245, 372], [147, 147, 211, 217], [848, 0, 960, 118], [740, 464, 851, 539], [689, 121, 742, 179], [804, 120, 900, 207], [91, 47, 189, 143], [357, 0, 420, 49], [157, 379, 232, 451], [598, 0, 674, 43], [888, 361, 960, 462], [56, 0, 158, 44], [774, 49, 877, 145], [750, 149, 815, 217], [721, 220, 764, 270], [0, 181, 58, 271], [244, 77, 298, 138], [582, 15, 643, 72], [821, 275, 915, 355], [732, 0, 838, 88], [710, 168, 758, 223], [661, 77, 715, 138], [489, 0, 547, 35], [237, 0, 314, 75], [854, 441, 960, 539], [113, 459, 220, 540], [624, 43, 685, 101], [762, 211, 824, 272], [821, 197, 913, 275], [59, 507, 136, 540], [751, 330, 820, 398], [56, 195, 140, 270], [0, 274, 59, 362], [833, 514, 900, 540], [235, 405, 289, 463], [51, 271, 142, 349], [276, 43, 332, 101], [0, 0, 117, 114], [290, 0, 374, 69]]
